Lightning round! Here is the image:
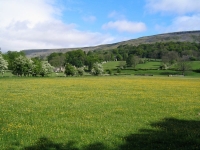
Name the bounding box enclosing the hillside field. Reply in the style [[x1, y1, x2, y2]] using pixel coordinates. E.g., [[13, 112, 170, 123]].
[[0, 77, 200, 149], [103, 61, 200, 76]]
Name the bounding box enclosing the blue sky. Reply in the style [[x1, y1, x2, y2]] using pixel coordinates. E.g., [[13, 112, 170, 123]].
[[1, 0, 200, 52]]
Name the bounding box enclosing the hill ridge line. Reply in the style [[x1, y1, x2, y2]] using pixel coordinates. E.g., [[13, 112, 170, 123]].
[[22, 30, 200, 57]]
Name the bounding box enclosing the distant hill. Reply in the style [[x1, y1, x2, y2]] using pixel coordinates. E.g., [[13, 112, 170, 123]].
[[22, 30, 200, 58]]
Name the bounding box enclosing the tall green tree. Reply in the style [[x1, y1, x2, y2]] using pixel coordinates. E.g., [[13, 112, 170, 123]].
[[48, 53, 65, 69], [66, 50, 86, 67], [116, 54, 123, 61], [31, 58, 42, 76], [85, 55, 99, 71], [126, 55, 140, 68], [49, 55, 65, 70]]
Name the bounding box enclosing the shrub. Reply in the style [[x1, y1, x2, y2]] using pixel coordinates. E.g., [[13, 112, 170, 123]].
[[91, 63, 104, 76], [117, 68, 121, 73], [65, 63, 77, 76], [106, 69, 112, 75], [77, 67, 85, 76], [189, 56, 197, 61]]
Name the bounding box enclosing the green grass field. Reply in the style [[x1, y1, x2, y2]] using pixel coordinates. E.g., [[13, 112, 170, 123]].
[[191, 61, 200, 70], [102, 61, 162, 70], [103, 61, 121, 70], [0, 77, 200, 149], [103, 61, 200, 76]]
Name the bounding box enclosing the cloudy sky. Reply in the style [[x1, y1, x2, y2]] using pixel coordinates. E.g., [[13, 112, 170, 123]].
[[1, 0, 200, 52]]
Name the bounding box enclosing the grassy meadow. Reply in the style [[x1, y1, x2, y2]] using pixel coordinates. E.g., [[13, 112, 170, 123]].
[[0, 76, 200, 149]]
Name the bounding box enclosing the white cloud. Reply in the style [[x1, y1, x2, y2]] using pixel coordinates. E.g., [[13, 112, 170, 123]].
[[157, 14, 200, 32], [0, 20, 114, 51], [0, 0, 59, 28], [108, 11, 125, 20], [0, 0, 114, 52], [146, 0, 200, 14], [102, 20, 147, 33], [82, 15, 96, 23]]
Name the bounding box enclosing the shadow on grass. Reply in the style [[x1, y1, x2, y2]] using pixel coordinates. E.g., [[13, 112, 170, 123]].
[[193, 69, 200, 73], [16, 118, 200, 150], [119, 118, 200, 150], [152, 65, 160, 67], [21, 138, 108, 150], [159, 71, 180, 75]]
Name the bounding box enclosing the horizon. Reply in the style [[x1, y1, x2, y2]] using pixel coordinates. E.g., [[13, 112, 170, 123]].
[[1, 0, 200, 52], [2, 30, 200, 53], [20, 30, 200, 51]]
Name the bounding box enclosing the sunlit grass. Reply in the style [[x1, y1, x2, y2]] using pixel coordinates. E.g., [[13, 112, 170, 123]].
[[0, 76, 200, 149], [191, 61, 200, 70]]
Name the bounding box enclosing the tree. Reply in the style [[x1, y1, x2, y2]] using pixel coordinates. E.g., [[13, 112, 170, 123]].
[[104, 53, 112, 61], [23, 59, 34, 76], [126, 55, 140, 68], [0, 54, 8, 77], [116, 54, 123, 61], [40, 61, 54, 77], [85, 55, 99, 71], [119, 61, 126, 69], [77, 67, 85, 76], [91, 63, 104, 76], [4, 51, 25, 70], [49, 55, 65, 70], [31, 58, 42, 76], [65, 63, 77, 76], [122, 53, 128, 61], [47, 52, 59, 62], [66, 50, 86, 67], [150, 50, 159, 60], [12, 55, 33, 76], [162, 51, 179, 66], [176, 56, 191, 75]]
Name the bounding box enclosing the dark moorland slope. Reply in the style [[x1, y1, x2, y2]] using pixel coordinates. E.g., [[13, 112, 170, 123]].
[[22, 30, 200, 57]]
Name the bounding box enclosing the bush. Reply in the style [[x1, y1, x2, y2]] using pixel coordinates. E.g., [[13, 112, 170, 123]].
[[65, 63, 77, 76], [160, 64, 168, 70], [106, 69, 112, 75], [91, 63, 104, 76], [77, 67, 85, 76], [117, 68, 121, 73], [189, 56, 197, 61]]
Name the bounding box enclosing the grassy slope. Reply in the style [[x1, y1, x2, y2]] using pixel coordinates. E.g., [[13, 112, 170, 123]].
[[103, 61, 121, 70], [0, 77, 200, 149], [191, 61, 200, 70], [103, 61, 162, 70], [103, 61, 200, 76], [136, 61, 161, 69]]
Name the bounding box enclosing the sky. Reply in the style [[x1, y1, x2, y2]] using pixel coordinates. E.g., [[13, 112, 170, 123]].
[[1, 0, 200, 52]]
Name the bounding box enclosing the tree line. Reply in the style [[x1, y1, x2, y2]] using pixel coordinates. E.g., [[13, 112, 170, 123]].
[[94, 41, 200, 61], [1, 41, 200, 77], [0, 52, 54, 77], [0, 50, 104, 77]]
